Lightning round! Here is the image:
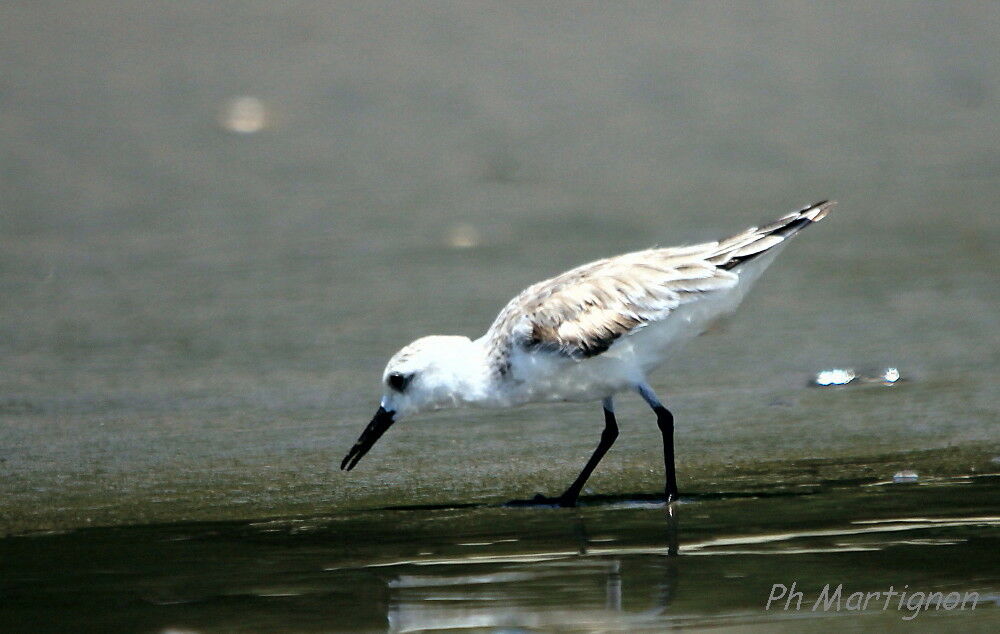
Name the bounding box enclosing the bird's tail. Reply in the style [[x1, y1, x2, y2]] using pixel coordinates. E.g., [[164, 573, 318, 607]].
[[708, 200, 835, 271]]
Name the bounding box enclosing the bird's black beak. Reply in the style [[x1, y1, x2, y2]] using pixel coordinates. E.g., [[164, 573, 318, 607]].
[[341, 406, 396, 471]]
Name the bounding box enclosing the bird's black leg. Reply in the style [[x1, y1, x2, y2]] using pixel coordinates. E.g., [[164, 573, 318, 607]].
[[656, 406, 679, 503], [637, 383, 680, 503], [534, 397, 618, 507]]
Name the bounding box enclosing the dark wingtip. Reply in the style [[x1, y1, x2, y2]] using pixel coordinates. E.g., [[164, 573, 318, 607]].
[[717, 200, 835, 271], [804, 199, 835, 222]]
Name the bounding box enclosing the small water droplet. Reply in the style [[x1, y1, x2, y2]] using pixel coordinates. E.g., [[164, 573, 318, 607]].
[[893, 470, 919, 483], [813, 368, 856, 386]]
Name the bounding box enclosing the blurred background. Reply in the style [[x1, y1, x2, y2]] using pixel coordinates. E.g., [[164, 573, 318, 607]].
[[1, 2, 998, 533]]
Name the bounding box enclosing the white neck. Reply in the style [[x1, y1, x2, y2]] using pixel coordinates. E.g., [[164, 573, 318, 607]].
[[436, 337, 497, 407], [392, 336, 501, 414]]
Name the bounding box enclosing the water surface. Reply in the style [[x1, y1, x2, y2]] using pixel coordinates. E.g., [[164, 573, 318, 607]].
[[3, 475, 998, 631]]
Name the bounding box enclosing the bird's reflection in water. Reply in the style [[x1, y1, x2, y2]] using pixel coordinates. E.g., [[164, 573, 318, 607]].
[[385, 504, 681, 632]]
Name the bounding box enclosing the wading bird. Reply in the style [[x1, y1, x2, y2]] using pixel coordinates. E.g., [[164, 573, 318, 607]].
[[342, 201, 834, 506]]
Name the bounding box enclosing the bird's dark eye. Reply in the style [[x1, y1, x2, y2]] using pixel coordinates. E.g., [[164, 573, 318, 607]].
[[387, 372, 413, 393]]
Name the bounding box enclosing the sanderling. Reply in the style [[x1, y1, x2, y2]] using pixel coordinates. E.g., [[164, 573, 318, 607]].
[[342, 200, 835, 506]]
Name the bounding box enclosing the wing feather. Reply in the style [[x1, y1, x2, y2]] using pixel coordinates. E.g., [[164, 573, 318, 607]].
[[485, 253, 738, 370], [484, 201, 833, 374]]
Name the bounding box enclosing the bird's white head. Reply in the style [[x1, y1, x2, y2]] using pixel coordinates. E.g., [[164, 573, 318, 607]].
[[341, 335, 487, 471], [379, 335, 485, 417]]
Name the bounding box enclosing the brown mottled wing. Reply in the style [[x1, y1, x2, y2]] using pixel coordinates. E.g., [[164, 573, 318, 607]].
[[484, 201, 833, 373], [484, 249, 739, 371]]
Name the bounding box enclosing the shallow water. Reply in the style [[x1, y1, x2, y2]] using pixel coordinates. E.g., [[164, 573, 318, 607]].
[[3, 476, 998, 632]]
